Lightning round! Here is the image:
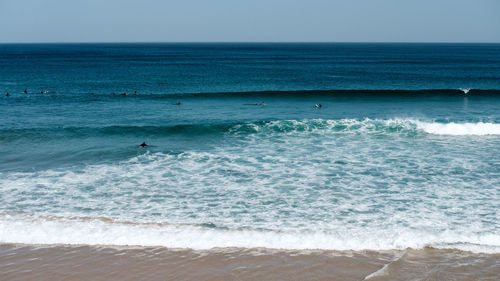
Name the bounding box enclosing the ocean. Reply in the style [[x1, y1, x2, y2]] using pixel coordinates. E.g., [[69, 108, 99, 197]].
[[0, 43, 499, 280]]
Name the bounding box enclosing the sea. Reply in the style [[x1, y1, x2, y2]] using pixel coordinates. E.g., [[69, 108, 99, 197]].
[[0, 43, 499, 280]]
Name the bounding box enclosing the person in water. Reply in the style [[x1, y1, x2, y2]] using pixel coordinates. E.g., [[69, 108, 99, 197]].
[[139, 142, 148, 148]]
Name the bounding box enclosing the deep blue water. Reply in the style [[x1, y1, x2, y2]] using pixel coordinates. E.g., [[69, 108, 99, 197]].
[[0, 43, 499, 252], [1, 43, 500, 95]]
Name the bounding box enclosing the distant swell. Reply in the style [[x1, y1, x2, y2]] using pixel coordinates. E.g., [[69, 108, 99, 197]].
[[141, 88, 500, 99], [19, 88, 498, 99]]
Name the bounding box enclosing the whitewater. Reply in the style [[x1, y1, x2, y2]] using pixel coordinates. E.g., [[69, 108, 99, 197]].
[[1, 119, 498, 253]]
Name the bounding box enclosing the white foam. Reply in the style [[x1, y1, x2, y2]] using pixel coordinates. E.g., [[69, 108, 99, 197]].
[[0, 215, 498, 253], [416, 121, 500, 135], [459, 88, 471, 94]]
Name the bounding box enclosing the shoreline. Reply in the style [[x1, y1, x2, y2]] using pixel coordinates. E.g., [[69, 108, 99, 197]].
[[1, 243, 498, 280]]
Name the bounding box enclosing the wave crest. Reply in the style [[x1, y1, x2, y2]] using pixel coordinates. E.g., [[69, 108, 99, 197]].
[[2, 119, 499, 140], [231, 119, 500, 136]]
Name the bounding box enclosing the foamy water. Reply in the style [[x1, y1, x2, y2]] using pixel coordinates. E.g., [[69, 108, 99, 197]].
[[416, 121, 500, 135], [0, 214, 498, 253], [1, 119, 498, 253]]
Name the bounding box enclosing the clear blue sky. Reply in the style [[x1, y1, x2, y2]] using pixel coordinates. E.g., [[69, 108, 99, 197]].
[[0, 0, 499, 43]]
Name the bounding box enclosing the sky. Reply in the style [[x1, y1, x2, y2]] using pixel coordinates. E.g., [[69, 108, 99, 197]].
[[0, 0, 499, 43]]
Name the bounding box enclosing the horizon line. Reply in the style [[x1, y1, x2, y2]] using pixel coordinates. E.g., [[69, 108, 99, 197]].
[[1, 41, 500, 44]]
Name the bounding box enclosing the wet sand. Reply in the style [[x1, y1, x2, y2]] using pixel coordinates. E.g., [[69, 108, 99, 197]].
[[0, 244, 498, 281]]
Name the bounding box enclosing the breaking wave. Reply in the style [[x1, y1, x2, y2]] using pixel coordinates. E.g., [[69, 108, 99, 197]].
[[232, 119, 500, 136], [0, 215, 498, 253], [2, 119, 499, 141]]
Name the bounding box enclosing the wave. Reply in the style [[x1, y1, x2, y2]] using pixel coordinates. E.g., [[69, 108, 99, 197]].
[[130, 88, 500, 99], [459, 88, 471, 94], [0, 215, 498, 253], [233, 119, 500, 136], [5, 88, 500, 100], [0, 124, 231, 141], [2, 119, 499, 141]]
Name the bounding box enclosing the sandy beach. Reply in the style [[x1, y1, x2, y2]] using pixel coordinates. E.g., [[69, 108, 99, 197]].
[[1, 244, 498, 280]]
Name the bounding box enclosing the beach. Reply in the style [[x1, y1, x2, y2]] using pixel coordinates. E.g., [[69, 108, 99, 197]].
[[1, 244, 498, 280]]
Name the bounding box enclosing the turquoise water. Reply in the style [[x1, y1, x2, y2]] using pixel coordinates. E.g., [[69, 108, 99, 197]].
[[0, 43, 499, 252]]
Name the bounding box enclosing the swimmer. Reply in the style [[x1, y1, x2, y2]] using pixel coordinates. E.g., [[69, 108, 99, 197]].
[[6, 92, 10, 97], [138, 142, 148, 148], [24, 89, 28, 94], [134, 90, 137, 95], [260, 101, 266, 106], [175, 102, 182, 105], [121, 93, 128, 96], [315, 104, 322, 108]]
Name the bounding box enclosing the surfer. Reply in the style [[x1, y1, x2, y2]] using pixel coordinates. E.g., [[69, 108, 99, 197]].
[[315, 104, 322, 108], [138, 142, 148, 148], [251, 102, 265, 106]]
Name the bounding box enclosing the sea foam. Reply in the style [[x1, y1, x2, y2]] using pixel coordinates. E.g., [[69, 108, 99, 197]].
[[0, 215, 498, 253], [415, 121, 500, 135]]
